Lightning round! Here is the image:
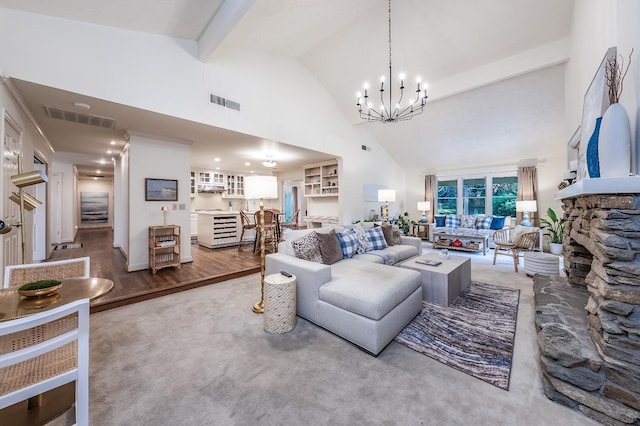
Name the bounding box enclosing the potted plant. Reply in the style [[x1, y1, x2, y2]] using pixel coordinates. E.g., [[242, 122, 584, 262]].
[[540, 207, 565, 255]]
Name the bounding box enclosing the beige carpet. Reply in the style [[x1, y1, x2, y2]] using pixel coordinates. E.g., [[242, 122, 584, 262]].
[[50, 249, 598, 425]]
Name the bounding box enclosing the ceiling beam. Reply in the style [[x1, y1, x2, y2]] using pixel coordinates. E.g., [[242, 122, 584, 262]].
[[197, 0, 256, 62]]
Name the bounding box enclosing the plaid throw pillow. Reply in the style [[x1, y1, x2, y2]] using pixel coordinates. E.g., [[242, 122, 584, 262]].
[[365, 227, 388, 251], [347, 225, 373, 254], [336, 231, 358, 258], [445, 215, 460, 228], [477, 215, 493, 230]]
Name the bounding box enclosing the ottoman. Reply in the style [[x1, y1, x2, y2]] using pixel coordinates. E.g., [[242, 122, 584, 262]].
[[524, 252, 560, 276]]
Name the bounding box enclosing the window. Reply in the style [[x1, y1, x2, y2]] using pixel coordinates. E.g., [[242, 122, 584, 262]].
[[463, 178, 486, 215], [437, 180, 457, 214], [492, 176, 518, 217]]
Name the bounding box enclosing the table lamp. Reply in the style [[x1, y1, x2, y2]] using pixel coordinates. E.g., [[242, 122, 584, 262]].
[[417, 201, 431, 223], [245, 175, 278, 314], [516, 200, 537, 227], [378, 189, 396, 221]]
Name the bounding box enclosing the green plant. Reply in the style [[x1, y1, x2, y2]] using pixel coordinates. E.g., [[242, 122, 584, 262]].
[[540, 207, 565, 244], [396, 212, 415, 235], [19, 279, 61, 291]]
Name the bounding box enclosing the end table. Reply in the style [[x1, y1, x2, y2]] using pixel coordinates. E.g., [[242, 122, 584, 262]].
[[263, 272, 297, 334]]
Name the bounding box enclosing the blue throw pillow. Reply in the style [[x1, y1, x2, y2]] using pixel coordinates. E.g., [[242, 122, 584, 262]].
[[490, 216, 506, 230], [435, 216, 446, 227], [365, 227, 388, 251], [477, 215, 493, 230], [336, 231, 357, 258], [445, 215, 460, 228]]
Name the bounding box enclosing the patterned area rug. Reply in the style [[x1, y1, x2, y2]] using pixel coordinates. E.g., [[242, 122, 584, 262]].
[[395, 281, 520, 390], [53, 243, 84, 250]]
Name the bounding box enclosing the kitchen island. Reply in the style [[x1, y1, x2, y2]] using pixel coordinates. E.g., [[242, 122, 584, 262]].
[[197, 210, 255, 248]]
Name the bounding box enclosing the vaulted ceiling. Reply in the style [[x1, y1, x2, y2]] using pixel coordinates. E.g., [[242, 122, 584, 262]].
[[0, 0, 575, 176]]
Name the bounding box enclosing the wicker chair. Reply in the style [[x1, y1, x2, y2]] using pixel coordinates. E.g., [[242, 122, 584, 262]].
[[238, 210, 257, 252], [279, 209, 300, 236], [3, 257, 91, 289], [492, 229, 539, 272], [254, 210, 278, 254], [0, 299, 90, 425]]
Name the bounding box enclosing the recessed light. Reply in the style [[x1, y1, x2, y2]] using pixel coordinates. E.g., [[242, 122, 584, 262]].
[[215, 167, 220, 170], [110, 141, 116, 145], [245, 162, 251, 166], [96, 169, 101, 173], [73, 101, 91, 110], [250, 170, 254, 174], [214, 158, 221, 162], [99, 159, 106, 164], [107, 150, 112, 154]]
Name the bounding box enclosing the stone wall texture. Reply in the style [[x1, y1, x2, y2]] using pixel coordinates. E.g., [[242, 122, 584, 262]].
[[536, 194, 640, 425]]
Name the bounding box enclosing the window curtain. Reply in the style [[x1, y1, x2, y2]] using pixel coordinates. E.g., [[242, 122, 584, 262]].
[[517, 166, 538, 226], [424, 175, 436, 223]]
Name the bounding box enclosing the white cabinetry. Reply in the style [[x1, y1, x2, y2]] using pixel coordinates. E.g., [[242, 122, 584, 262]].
[[190, 171, 197, 197], [304, 160, 339, 197], [224, 174, 245, 198], [197, 212, 240, 248]]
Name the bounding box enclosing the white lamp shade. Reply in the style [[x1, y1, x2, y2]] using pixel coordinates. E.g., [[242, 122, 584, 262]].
[[417, 201, 431, 211], [378, 189, 396, 202], [516, 200, 537, 212], [244, 175, 278, 200]]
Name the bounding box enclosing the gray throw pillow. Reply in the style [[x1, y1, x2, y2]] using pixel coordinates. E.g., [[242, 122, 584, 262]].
[[291, 231, 323, 264], [317, 229, 343, 264]]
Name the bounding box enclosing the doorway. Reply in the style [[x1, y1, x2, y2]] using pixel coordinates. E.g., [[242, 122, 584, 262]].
[[32, 160, 47, 261]]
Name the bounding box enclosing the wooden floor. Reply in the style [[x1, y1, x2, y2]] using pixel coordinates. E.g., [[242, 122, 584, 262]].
[[48, 228, 262, 313]]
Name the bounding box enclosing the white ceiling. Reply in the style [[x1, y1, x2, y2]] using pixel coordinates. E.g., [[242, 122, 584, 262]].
[[0, 0, 575, 177]]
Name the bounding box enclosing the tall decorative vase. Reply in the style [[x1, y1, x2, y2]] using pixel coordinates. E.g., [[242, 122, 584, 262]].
[[598, 103, 631, 178], [586, 117, 602, 178]]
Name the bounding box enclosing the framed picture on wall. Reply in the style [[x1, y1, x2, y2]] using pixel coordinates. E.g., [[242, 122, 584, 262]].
[[145, 178, 178, 201], [81, 192, 108, 224]]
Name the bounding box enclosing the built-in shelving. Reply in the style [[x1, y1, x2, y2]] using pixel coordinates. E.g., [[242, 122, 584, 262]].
[[304, 160, 339, 197]]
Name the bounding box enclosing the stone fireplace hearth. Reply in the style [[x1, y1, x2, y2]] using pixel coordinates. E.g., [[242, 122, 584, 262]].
[[534, 181, 640, 425]]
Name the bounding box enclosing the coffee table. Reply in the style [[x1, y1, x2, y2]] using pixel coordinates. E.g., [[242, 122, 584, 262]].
[[432, 228, 490, 255], [400, 253, 471, 307]]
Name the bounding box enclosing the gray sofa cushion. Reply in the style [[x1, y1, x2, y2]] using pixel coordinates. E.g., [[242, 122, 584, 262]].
[[352, 244, 418, 264], [319, 260, 421, 320]]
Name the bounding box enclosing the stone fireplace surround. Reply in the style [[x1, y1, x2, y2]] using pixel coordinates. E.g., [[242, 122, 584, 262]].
[[533, 178, 640, 425]]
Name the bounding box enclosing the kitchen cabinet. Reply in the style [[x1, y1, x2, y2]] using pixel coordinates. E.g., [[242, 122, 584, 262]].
[[198, 171, 224, 185], [149, 225, 181, 274], [190, 171, 197, 197], [304, 160, 339, 197], [224, 174, 245, 198]]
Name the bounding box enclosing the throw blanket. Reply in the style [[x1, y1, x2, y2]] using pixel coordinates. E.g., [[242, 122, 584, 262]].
[[367, 251, 395, 266]]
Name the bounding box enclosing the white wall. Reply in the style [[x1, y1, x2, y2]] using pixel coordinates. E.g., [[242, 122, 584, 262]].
[[566, 0, 640, 174], [405, 65, 567, 223], [127, 133, 191, 271], [77, 178, 113, 228], [50, 157, 77, 243], [0, 9, 406, 226]]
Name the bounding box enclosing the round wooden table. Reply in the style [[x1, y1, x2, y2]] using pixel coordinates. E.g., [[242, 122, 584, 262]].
[[0, 277, 113, 425], [0, 277, 114, 323]]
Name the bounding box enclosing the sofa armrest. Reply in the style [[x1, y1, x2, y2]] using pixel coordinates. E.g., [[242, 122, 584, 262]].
[[265, 253, 333, 323], [399, 235, 422, 256]]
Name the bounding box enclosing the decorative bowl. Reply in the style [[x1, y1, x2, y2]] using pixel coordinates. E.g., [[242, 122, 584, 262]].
[[18, 282, 62, 298]]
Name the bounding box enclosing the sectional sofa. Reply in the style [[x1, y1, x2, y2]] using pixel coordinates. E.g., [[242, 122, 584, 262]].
[[265, 225, 423, 355]]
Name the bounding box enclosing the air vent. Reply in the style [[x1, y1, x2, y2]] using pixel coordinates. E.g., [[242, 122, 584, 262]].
[[44, 105, 116, 129], [209, 94, 240, 111], [87, 175, 104, 178]]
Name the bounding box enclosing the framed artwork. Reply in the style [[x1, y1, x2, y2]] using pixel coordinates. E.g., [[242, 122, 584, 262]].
[[145, 178, 178, 201], [577, 47, 616, 180], [80, 192, 108, 224]]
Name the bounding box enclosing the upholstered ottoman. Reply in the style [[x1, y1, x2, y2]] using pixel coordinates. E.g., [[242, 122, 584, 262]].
[[524, 252, 560, 276]]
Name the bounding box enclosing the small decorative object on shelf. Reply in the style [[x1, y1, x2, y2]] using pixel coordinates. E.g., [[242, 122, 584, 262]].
[[452, 239, 463, 247]]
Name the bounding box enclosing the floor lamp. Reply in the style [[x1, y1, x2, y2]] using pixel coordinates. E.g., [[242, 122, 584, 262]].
[[516, 200, 537, 227], [0, 154, 48, 263], [245, 175, 278, 314], [378, 189, 396, 221]]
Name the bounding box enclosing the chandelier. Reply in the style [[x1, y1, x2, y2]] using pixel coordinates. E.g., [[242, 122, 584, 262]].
[[356, 0, 428, 123]]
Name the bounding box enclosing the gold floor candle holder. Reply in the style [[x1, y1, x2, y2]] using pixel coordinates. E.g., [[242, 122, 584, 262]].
[[252, 198, 266, 313]]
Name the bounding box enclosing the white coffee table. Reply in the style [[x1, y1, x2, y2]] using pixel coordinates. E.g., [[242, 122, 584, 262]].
[[400, 252, 471, 307]]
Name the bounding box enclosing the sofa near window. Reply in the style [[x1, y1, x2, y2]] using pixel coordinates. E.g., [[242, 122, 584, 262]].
[[429, 214, 512, 249]]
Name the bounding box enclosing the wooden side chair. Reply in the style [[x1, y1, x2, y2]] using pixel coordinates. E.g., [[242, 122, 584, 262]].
[[3, 257, 91, 289], [492, 229, 539, 272], [238, 210, 257, 252], [279, 209, 300, 238], [0, 299, 90, 425], [253, 210, 278, 254]]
